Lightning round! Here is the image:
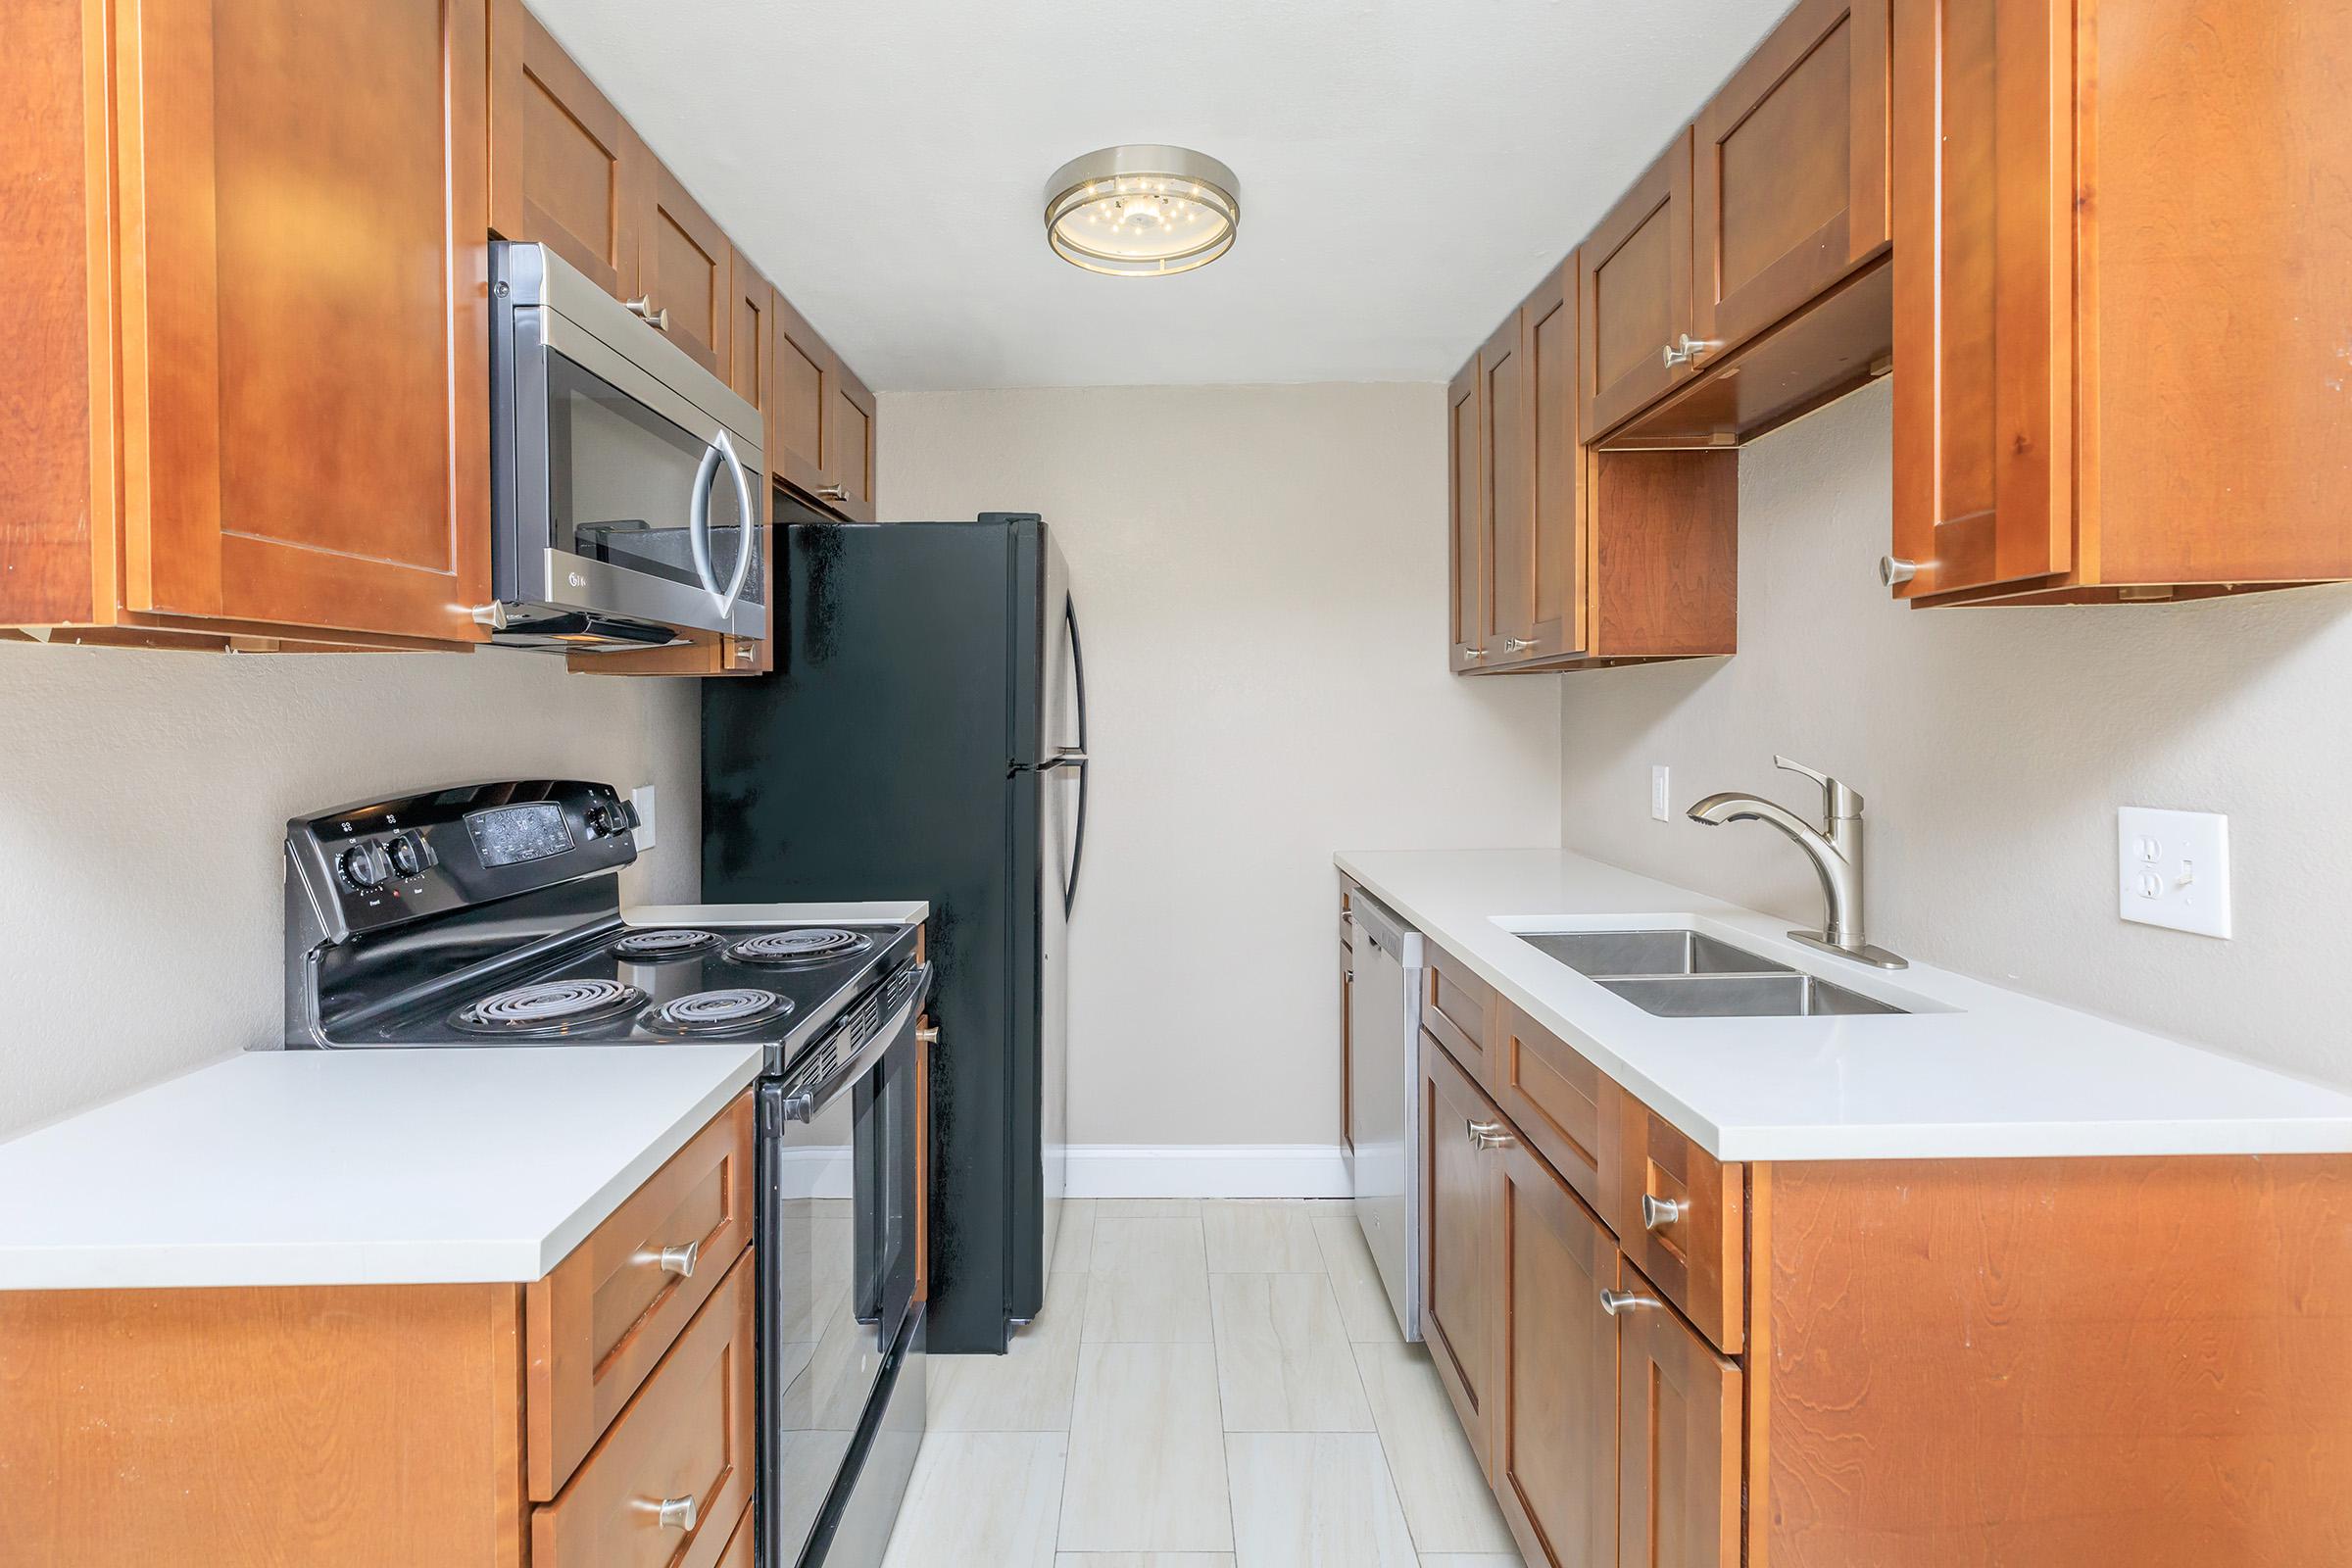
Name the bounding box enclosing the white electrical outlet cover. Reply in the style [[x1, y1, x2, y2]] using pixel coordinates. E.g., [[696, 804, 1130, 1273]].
[[1650, 765, 1671, 823], [631, 785, 659, 852], [2117, 807, 2230, 939]]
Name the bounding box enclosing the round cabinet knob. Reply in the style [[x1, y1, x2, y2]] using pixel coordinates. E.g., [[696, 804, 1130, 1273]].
[[338, 842, 393, 891], [1880, 556, 1921, 588]]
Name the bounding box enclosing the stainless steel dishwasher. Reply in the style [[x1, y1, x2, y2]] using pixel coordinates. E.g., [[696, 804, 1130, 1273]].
[[1347, 892, 1425, 1342]]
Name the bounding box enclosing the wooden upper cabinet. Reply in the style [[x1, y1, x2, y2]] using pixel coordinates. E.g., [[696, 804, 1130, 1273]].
[[726, 254, 774, 420], [1616, 1258, 1742, 1568], [768, 293, 832, 499], [1514, 264, 1582, 662], [1422, 1034, 1502, 1476], [1692, 0, 1890, 356], [1479, 311, 1532, 662], [1892, 0, 2352, 605], [1888, 0, 2071, 601], [823, 359, 878, 522], [638, 147, 733, 378], [1494, 1138, 1617, 1568], [1446, 356, 1492, 671], [1580, 128, 1695, 438], [105, 0, 492, 645], [487, 0, 638, 299]]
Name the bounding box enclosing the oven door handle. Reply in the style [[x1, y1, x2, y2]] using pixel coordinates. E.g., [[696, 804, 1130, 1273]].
[[688, 427, 757, 622], [787, 962, 935, 1119]]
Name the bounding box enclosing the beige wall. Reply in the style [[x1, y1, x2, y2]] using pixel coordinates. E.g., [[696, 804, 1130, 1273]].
[[0, 648, 701, 1136], [882, 383, 1564, 1148], [1559, 376, 2352, 1089]]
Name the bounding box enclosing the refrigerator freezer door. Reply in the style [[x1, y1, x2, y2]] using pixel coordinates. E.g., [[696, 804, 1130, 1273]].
[[1032, 531, 1077, 1309]]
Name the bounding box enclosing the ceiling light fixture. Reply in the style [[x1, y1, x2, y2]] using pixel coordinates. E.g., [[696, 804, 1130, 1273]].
[[1043, 145, 1241, 277]]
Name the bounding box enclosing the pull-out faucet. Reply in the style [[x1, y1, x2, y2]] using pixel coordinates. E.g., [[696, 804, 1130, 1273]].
[[1687, 757, 1907, 969]]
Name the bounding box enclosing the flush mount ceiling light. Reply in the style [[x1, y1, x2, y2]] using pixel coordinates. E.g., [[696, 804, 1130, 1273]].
[[1043, 145, 1241, 276]]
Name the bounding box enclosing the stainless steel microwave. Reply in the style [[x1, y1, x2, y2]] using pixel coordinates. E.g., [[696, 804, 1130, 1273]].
[[484, 241, 767, 650]]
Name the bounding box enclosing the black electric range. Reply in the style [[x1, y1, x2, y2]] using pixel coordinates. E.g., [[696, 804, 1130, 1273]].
[[279, 779, 931, 1568]]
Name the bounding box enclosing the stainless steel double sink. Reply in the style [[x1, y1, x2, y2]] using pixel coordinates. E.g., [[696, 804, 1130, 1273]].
[[1518, 929, 1906, 1017]]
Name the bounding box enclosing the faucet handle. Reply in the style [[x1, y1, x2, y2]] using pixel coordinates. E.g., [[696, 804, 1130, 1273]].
[[1774, 756, 1865, 819]]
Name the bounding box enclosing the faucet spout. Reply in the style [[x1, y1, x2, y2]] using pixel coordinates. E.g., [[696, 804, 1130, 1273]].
[[1681, 761, 1905, 968], [1686, 792, 1855, 945]]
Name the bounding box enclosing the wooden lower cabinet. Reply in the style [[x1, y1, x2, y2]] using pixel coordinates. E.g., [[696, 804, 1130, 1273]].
[[1615, 1256, 1741, 1568], [1495, 1136, 1617, 1568], [1420, 1033, 1501, 1471], [1411, 956, 2352, 1568], [0, 1093, 762, 1566]]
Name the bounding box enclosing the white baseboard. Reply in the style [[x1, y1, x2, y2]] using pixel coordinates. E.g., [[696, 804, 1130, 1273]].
[[1064, 1144, 1352, 1200]]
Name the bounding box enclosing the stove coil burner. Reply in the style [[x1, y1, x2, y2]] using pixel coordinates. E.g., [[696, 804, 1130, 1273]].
[[727, 928, 874, 967], [612, 928, 722, 961], [453, 978, 647, 1034], [647, 988, 796, 1035]]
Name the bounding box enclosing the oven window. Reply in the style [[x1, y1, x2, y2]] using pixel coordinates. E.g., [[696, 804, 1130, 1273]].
[[543, 351, 759, 603]]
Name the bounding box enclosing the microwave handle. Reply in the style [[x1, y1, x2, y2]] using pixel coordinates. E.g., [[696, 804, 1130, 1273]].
[[689, 428, 757, 621]]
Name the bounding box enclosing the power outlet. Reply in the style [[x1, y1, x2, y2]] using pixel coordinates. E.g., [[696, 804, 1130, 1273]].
[[631, 785, 659, 852], [1650, 765, 1671, 823], [2117, 807, 2230, 938]]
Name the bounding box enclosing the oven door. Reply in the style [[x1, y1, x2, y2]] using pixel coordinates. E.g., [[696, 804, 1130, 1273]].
[[491, 241, 768, 642], [760, 963, 930, 1568]]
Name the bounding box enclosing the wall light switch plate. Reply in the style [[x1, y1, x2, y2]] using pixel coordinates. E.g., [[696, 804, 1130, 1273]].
[[1650, 765, 1671, 823], [631, 785, 659, 852], [2117, 807, 2230, 938]]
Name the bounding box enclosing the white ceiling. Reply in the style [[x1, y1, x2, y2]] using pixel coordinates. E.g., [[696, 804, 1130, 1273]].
[[534, 0, 1794, 391]]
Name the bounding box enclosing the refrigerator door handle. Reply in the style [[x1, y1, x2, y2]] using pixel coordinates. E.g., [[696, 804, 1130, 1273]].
[[1061, 595, 1089, 916]]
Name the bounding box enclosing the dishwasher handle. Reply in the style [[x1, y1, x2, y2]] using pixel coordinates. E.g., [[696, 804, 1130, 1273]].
[[1349, 892, 1423, 967]]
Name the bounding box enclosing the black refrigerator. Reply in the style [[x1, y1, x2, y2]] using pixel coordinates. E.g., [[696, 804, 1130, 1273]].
[[703, 514, 1083, 1354]]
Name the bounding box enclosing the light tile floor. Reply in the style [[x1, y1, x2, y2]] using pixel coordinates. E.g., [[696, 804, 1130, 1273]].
[[883, 1200, 1527, 1568]]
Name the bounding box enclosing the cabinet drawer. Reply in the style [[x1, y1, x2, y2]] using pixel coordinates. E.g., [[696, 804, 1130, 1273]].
[[1617, 1102, 1744, 1354], [532, 1248, 758, 1568], [1423, 945, 1494, 1085], [528, 1092, 756, 1498], [1492, 999, 1620, 1221]]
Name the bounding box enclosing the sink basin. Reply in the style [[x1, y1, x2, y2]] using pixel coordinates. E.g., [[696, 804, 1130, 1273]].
[[1519, 930, 1790, 978], [1515, 926, 1911, 1017], [1598, 973, 1905, 1018]]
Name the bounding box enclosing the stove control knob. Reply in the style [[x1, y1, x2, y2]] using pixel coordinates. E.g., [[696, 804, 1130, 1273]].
[[338, 841, 393, 891], [583, 802, 613, 837], [385, 831, 434, 878]]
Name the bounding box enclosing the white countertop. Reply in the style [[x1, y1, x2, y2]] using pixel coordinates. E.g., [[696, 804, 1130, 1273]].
[[1337, 848, 2352, 1162], [0, 1045, 766, 1291]]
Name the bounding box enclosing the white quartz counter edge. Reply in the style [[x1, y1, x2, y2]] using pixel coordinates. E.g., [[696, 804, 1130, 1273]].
[[1336, 848, 2352, 1163], [0, 1044, 766, 1291]]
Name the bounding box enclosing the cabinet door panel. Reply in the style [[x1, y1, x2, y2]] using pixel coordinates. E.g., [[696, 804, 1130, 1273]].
[[1581, 129, 1695, 437], [1888, 0, 2072, 598], [1421, 1032, 1501, 1474], [1481, 310, 1532, 662], [1446, 355, 1490, 670], [1693, 0, 1890, 353], [1523, 265, 1582, 660], [641, 152, 732, 377], [488, 0, 637, 298], [123, 0, 489, 643], [1496, 1139, 1617, 1568], [769, 293, 831, 498], [824, 362, 877, 521], [1617, 1259, 1741, 1568]]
